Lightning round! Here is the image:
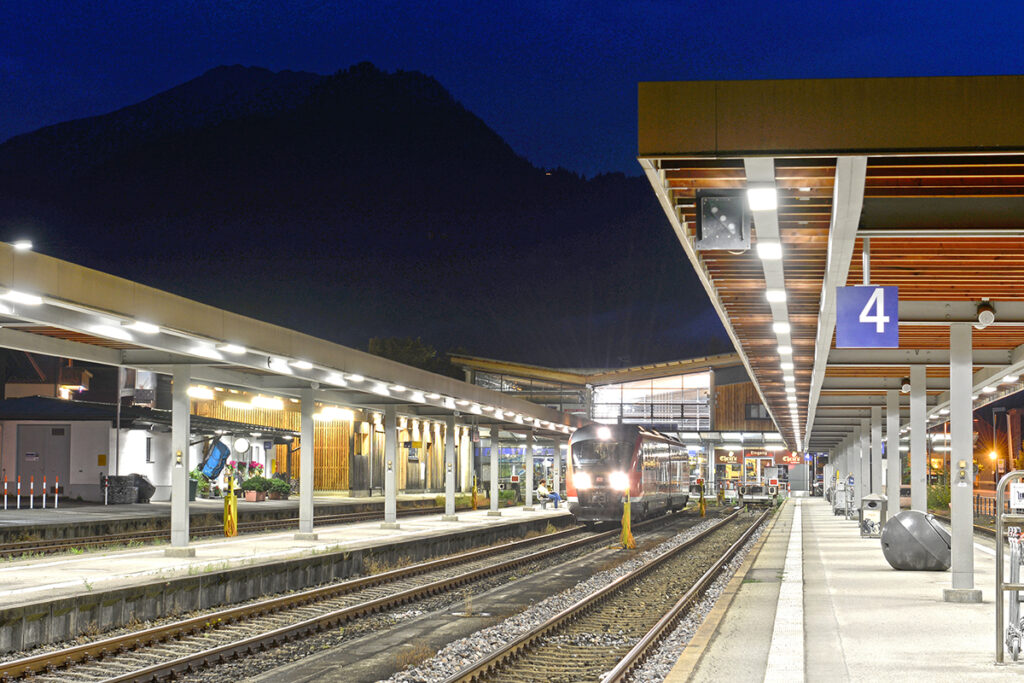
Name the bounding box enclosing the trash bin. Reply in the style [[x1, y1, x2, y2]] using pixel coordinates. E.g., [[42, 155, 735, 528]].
[[880, 510, 951, 571], [188, 478, 198, 502], [859, 493, 887, 537]]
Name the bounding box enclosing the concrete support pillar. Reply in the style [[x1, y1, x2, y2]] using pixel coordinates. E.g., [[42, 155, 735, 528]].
[[443, 415, 457, 521], [886, 389, 901, 520], [167, 365, 193, 556], [382, 405, 399, 529], [946, 322, 980, 602], [910, 365, 927, 512], [552, 438, 562, 499], [524, 431, 535, 510], [870, 406, 882, 495], [488, 428, 501, 516], [859, 420, 870, 506], [296, 386, 316, 538]]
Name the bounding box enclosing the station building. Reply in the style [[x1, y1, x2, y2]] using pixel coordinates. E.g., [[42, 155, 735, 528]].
[[452, 352, 809, 489]]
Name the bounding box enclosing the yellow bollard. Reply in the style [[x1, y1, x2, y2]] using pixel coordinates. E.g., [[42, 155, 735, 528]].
[[224, 477, 238, 537], [620, 496, 636, 549], [699, 489, 706, 517], [472, 476, 478, 511]]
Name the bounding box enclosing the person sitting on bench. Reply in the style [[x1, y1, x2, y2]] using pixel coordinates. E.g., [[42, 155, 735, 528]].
[[537, 480, 560, 508]]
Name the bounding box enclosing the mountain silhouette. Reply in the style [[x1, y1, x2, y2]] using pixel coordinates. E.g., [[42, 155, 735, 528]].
[[0, 63, 726, 367]]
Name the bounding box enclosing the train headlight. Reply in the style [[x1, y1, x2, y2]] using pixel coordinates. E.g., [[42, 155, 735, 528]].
[[597, 425, 612, 440], [573, 472, 593, 490], [609, 471, 630, 491]]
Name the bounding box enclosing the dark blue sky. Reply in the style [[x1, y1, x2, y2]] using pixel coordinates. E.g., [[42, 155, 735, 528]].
[[4, 1, 1024, 177]]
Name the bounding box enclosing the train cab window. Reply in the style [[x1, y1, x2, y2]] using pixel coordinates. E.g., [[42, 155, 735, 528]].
[[571, 440, 633, 468]]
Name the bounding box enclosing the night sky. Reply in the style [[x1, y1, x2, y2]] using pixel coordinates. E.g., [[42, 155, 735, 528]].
[[2, 3, 1024, 368], [4, 2, 1024, 177]]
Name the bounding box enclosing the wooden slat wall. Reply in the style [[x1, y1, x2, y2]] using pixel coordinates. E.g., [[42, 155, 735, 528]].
[[714, 382, 774, 431]]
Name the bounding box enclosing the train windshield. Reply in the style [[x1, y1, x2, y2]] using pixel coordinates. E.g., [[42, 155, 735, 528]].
[[572, 440, 633, 469]]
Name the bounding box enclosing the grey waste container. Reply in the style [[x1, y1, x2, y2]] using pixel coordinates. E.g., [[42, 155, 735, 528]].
[[859, 493, 887, 537], [880, 510, 951, 571]]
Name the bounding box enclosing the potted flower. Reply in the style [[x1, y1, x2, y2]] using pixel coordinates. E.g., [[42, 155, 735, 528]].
[[247, 461, 265, 478], [267, 477, 290, 500], [241, 476, 271, 502]]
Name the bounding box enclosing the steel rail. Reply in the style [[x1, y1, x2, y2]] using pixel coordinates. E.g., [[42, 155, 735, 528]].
[[0, 504, 471, 557], [602, 507, 769, 682], [441, 509, 755, 683], [0, 511, 690, 679]]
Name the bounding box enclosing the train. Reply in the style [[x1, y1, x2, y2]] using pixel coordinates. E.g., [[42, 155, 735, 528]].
[[566, 423, 691, 523]]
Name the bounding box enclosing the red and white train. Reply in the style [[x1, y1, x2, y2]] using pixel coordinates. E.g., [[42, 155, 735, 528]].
[[566, 423, 691, 523]]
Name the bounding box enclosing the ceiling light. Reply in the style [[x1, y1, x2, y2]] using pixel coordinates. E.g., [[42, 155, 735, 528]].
[[773, 322, 791, 334], [427, 393, 441, 400], [1004, 375, 1020, 383], [901, 377, 911, 394], [456, 400, 470, 406], [777, 345, 792, 355], [125, 320, 159, 334], [218, 343, 246, 354], [251, 395, 284, 410], [929, 414, 939, 419], [316, 405, 355, 421], [747, 187, 778, 211], [290, 360, 313, 370], [939, 408, 950, 415], [766, 289, 787, 303], [346, 374, 365, 382], [324, 373, 347, 387], [972, 394, 979, 400], [189, 344, 223, 360], [389, 385, 406, 392], [224, 400, 253, 410], [798, 187, 811, 192], [756, 241, 783, 260], [372, 383, 390, 396], [983, 386, 998, 394], [722, 432, 743, 440], [187, 386, 214, 400], [482, 405, 495, 411], [781, 361, 794, 371], [90, 323, 133, 341], [411, 391, 426, 403], [268, 357, 293, 374], [784, 375, 795, 383], [12, 239, 32, 251], [1, 289, 42, 305]]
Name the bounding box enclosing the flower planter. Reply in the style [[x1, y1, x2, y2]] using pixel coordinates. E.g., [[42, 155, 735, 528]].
[[268, 492, 286, 500], [244, 490, 266, 502]]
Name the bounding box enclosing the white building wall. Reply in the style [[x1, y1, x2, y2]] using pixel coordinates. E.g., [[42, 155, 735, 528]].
[[1, 420, 109, 501]]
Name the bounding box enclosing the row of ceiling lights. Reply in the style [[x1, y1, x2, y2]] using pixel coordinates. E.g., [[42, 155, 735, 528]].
[[748, 185, 802, 452], [0, 286, 573, 434]]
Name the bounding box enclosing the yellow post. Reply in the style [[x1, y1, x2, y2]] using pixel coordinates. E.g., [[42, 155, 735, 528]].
[[620, 495, 636, 549], [699, 488, 706, 517], [472, 476, 478, 511], [224, 476, 237, 537]]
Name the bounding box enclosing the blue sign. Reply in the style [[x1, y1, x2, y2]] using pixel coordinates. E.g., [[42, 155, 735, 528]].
[[836, 286, 898, 348]]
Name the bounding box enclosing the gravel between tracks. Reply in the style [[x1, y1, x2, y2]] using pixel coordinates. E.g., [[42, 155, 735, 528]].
[[387, 513, 765, 683]]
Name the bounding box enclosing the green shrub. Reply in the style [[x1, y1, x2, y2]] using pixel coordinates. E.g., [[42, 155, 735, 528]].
[[241, 476, 272, 492], [268, 478, 291, 495], [927, 484, 950, 511], [189, 468, 210, 495]]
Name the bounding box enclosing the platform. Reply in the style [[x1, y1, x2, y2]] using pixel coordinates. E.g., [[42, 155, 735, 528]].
[[669, 498, 1010, 682]]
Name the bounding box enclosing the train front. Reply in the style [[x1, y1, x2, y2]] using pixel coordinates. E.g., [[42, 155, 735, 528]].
[[566, 424, 637, 522]]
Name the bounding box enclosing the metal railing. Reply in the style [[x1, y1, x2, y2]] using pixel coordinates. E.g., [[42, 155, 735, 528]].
[[995, 470, 1024, 664], [976, 493, 1010, 518]]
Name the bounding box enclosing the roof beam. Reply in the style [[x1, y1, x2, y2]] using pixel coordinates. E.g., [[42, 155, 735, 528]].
[[821, 377, 950, 391], [805, 156, 867, 450], [0, 327, 121, 366], [827, 348, 1010, 367]]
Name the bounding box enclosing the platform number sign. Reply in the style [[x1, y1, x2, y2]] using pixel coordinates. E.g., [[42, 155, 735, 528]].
[[836, 286, 899, 348]]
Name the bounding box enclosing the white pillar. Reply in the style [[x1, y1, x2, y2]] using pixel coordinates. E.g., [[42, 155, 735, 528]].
[[886, 389, 901, 521], [871, 406, 883, 495], [859, 419, 870, 506], [946, 322, 980, 601], [382, 405, 399, 528], [167, 365, 193, 555], [524, 430, 535, 510], [296, 387, 316, 538], [488, 428, 501, 516], [552, 438, 562, 498], [443, 415, 457, 521], [910, 365, 928, 512]]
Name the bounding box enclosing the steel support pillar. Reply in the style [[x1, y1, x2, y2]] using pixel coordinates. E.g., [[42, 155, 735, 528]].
[[859, 420, 870, 506], [524, 431, 535, 510], [871, 406, 882, 495], [946, 323, 980, 602], [167, 365, 193, 556], [443, 415, 458, 521], [910, 365, 927, 512], [296, 386, 316, 538], [886, 389, 901, 520], [552, 438, 562, 500], [488, 429, 501, 516], [382, 405, 399, 529]]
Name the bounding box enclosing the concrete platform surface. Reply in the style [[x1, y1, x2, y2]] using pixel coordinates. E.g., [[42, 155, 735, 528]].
[[669, 498, 1013, 682], [0, 505, 569, 608], [0, 492, 444, 528]]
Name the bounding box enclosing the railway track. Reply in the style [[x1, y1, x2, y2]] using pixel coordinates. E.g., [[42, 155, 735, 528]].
[[0, 509, 708, 681], [443, 507, 769, 683], [0, 504, 465, 558]]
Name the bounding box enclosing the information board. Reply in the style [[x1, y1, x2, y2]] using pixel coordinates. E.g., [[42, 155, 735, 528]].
[[1011, 482, 1024, 511], [836, 285, 899, 348]]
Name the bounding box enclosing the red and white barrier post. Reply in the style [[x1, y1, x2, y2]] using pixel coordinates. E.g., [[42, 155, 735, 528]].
[[29, 476, 34, 509], [42, 476, 47, 509], [16, 476, 21, 509], [3, 476, 6, 511], [54, 475, 59, 509]]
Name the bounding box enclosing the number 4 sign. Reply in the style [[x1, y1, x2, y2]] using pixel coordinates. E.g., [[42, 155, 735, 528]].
[[836, 286, 899, 348]]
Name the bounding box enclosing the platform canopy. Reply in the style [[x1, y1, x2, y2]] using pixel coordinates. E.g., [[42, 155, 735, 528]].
[[0, 244, 586, 438], [638, 75, 1024, 452]]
